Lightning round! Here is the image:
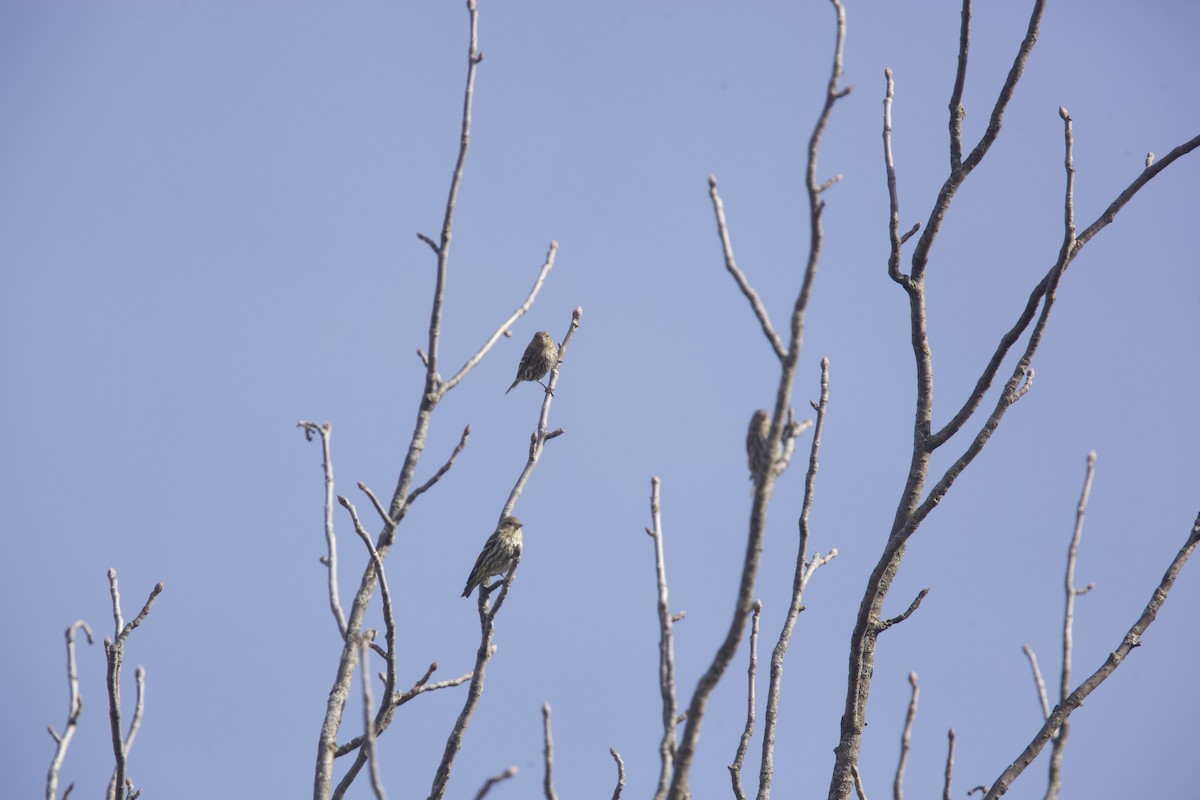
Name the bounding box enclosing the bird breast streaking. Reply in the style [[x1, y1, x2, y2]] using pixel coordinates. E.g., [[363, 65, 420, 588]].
[[462, 515, 524, 598], [506, 331, 559, 394]]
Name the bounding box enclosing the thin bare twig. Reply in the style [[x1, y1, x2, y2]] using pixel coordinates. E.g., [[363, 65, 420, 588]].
[[944, 729, 956, 800], [709, 175, 787, 361], [46, 621, 93, 800], [1044, 451, 1096, 800], [340, 497, 398, 709], [759, 358, 836, 800], [542, 703, 559, 800], [298, 421, 348, 638], [473, 767, 517, 800], [407, 425, 471, 507], [104, 573, 162, 800], [610, 748, 626, 800], [359, 636, 387, 800], [879, 589, 930, 633], [729, 600, 761, 800], [883, 69, 916, 290], [1021, 645, 1051, 720], [333, 668, 473, 762], [851, 765, 869, 800], [438, 243, 559, 398], [947, 0, 971, 170], [894, 673, 919, 800], [647, 476, 679, 800], [357, 482, 392, 528], [984, 512, 1200, 799]]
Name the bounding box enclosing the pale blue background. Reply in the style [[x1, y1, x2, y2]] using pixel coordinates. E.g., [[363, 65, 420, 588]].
[[2, 2, 1197, 798]]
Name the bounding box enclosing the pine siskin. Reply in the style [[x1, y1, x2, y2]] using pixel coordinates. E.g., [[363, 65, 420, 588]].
[[461, 515, 524, 598], [505, 331, 559, 394], [746, 409, 772, 483]]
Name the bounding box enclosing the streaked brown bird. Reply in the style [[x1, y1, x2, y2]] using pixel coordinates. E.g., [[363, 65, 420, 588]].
[[461, 515, 524, 598], [746, 409, 772, 483], [505, 331, 558, 394]]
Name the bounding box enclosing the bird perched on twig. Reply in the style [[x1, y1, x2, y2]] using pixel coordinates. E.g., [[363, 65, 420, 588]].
[[462, 515, 524, 598], [746, 409, 773, 484], [505, 331, 558, 394]]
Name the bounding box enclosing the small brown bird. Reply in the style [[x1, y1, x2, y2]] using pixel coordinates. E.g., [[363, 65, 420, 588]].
[[505, 331, 558, 394], [746, 409, 772, 483], [462, 515, 524, 598]]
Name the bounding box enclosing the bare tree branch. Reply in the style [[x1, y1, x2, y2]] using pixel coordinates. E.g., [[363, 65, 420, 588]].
[[1042, 451, 1096, 800], [883, 68, 916, 291], [298, 421, 348, 638], [542, 703, 559, 800], [333, 667, 473, 765], [729, 600, 761, 800], [46, 621, 93, 800], [358, 636, 387, 800], [647, 476, 679, 800], [407, 425, 471, 507], [437, 242, 559, 398], [851, 765, 869, 800], [671, 3, 848, 795], [340, 497, 398, 708], [312, 4, 564, 794], [103, 573, 162, 800], [984, 512, 1200, 799], [472, 767, 517, 800], [947, 0, 971, 170], [358, 482, 392, 528], [944, 729, 956, 800], [758, 358, 836, 800], [610, 748, 626, 800], [894, 673, 919, 800], [1021, 645, 1051, 720], [427, 553, 522, 800], [709, 175, 787, 361]]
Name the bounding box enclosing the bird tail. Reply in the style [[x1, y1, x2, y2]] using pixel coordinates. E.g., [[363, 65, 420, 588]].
[[504, 380, 519, 395]]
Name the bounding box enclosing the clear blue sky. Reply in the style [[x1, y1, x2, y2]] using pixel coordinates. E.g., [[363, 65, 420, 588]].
[[2, 2, 1197, 798]]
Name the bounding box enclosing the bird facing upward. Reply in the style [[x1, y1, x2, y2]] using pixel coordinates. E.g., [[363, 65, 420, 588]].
[[462, 515, 524, 598], [505, 331, 558, 394], [746, 409, 772, 483]]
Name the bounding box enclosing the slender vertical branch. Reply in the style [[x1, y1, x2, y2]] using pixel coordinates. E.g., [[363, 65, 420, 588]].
[[542, 703, 559, 800], [341, 496, 399, 706], [672, 4, 848, 796], [758, 358, 836, 800], [299, 421, 348, 638], [947, 0, 971, 170], [894, 673, 919, 800], [943, 729, 956, 800], [426, 0, 482, 385], [729, 600, 761, 800], [1044, 451, 1096, 800], [103, 573, 163, 800], [647, 476, 679, 800], [358, 636, 387, 800], [427, 554, 522, 800], [883, 68, 916, 290], [46, 621, 93, 800]]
